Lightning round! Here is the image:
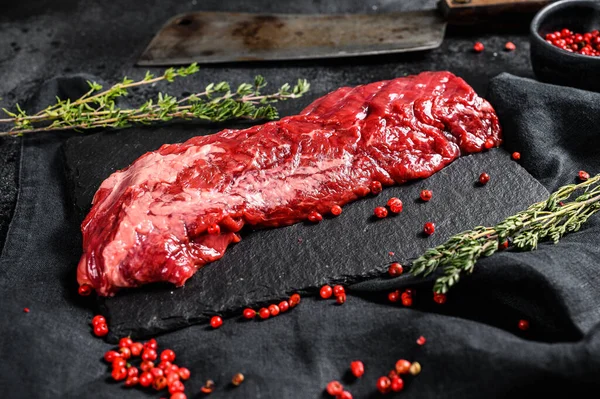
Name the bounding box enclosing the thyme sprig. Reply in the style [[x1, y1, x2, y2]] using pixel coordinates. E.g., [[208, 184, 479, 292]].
[[0, 63, 310, 136], [412, 173, 600, 294]]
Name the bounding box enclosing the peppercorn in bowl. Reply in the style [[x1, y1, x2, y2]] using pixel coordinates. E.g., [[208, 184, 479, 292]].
[[530, 0, 600, 92]]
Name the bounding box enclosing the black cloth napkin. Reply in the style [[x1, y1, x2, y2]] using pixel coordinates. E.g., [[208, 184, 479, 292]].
[[1, 73, 600, 399]]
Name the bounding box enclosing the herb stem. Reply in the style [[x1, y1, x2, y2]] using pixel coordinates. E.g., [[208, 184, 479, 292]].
[[412, 173, 600, 294], [0, 64, 310, 137]]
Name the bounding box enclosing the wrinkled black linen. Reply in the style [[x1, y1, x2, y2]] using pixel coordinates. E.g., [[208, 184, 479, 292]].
[[2, 70, 600, 399]]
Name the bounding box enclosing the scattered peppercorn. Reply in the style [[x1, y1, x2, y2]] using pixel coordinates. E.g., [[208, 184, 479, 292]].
[[153, 375, 168, 391], [279, 300, 290, 312], [119, 347, 132, 359], [150, 367, 164, 379], [289, 293, 301, 307], [374, 206, 388, 218], [329, 286, 343, 297], [139, 371, 153, 387], [433, 292, 447, 304], [518, 319, 530, 330], [93, 323, 109, 337], [124, 376, 139, 387], [423, 222, 435, 236], [92, 315, 106, 326], [416, 336, 427, 346], [338, 391, 353, 399], [336, 293, 346, 304], [119, 337, 133, 348], [207, 223, 220, 235], [387, 197, 403, 213], [350, 360, 365, 378], [511, 151, 521, 161], [104, 350, 120, 363], [161, 349, 176, 363], [243, 308, 256, 319], [370, 181, 383, 195], [388, 262, 403, 277], [268, 304, 280, 316], [112, 366, 128, 381], [158, 360, 172, 370], [232, 372, 245, 386], [420, 189, 432, 202], [166, 372, 179, 386], [326, 380, 344, 396], [169, 380, 185, 394], [113, 357, 127, 369], [78, 284, 93, 296], [320, 285, 333, 299], [479, 172, 490, 185], [473, 41, 485, 52], [140, 360, 154, 372], [145, 338, 158, 350], [259, 307, 270, 319], [579, 170, 590, 181], [505, 41, 516, 51], [388, 290, 400, 303], [391, 376, 404, 392], [308, 211, 323, 223], [210, 315, 223, 329], [484, 138, 495, 149], [130, 343, 143, 356], [395, 359, 411, 374], [376, 376, 392, 394], [331, 205, 343, 216], [201, 380, 215, 394], [178, 367, 191, 380], [409, 362, 422, 376]]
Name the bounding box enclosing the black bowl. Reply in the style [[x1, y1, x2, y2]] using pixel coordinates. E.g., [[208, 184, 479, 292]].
[[530, 0, 600, 92]]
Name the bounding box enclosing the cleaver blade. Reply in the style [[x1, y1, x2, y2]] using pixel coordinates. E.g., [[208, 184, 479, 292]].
[[137, 10, 447, 65]]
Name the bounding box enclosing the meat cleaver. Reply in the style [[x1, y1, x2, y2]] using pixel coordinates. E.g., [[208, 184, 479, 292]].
[[138, 0, 550, 65]]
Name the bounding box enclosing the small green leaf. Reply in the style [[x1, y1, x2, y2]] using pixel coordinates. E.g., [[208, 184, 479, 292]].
[[87, 80, 103, 91], [2, 108, 17, 118]]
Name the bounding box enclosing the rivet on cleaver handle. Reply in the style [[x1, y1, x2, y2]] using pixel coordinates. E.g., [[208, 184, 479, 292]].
[[137, 11, 446, 65]]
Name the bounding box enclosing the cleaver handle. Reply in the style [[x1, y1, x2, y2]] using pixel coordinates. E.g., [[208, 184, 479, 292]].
[[439, 0, 552, 24]]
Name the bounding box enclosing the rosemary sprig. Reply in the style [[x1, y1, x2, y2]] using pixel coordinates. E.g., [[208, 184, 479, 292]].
[[412, 174, 600, 294], [0, 63, 310, 137]]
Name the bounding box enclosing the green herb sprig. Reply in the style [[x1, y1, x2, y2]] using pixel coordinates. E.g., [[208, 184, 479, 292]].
[[412, 173, 600, 294], [0, 63, 310, 136]]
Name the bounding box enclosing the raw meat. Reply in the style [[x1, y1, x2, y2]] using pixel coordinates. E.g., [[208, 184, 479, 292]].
[[77, 71, 501, 296]]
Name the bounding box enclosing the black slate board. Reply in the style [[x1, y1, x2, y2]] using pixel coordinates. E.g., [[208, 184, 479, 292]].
[[63, 126, 548, 339]]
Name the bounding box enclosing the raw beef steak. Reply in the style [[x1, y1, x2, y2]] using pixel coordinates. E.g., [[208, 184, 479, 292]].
[[77, 71, 501, 296]]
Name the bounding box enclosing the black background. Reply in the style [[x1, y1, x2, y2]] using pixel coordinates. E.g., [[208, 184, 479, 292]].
[[2, 1, 600, 399]]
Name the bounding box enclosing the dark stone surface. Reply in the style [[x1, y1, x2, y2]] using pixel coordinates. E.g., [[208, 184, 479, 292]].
[[0, 0, 537, 249], [63, 121, 548, 337]]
